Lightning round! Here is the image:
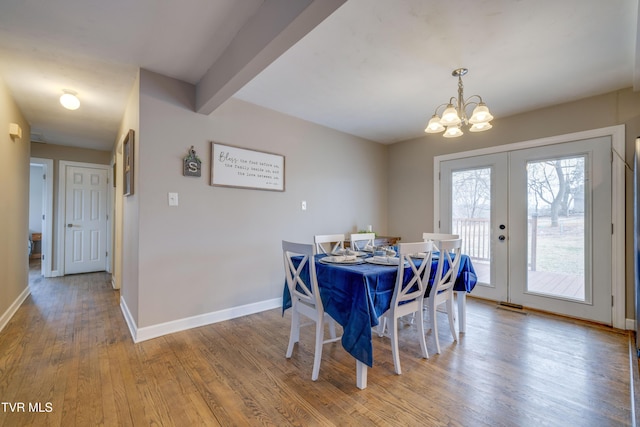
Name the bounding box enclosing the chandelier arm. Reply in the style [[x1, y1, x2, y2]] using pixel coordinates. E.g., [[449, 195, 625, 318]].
[[461, 97, 481, 118], [433, 103, 450, 116], [462, 94, 483, 108]]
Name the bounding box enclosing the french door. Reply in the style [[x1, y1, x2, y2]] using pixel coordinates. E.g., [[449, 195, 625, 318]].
[[439, 137, 612, 324]]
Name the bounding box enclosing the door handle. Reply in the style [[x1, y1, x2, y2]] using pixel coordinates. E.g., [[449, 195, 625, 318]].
[[67, 223, 79, 228], [498, 235, 506, 241]]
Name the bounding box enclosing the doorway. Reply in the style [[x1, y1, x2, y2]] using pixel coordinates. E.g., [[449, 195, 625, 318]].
[[29, 157, 54, 277], [434, 126, 625, 327]]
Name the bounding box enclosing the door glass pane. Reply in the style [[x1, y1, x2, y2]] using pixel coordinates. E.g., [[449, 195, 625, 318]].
[[451, 168, 491, 284], [526, 156, 585, 301]]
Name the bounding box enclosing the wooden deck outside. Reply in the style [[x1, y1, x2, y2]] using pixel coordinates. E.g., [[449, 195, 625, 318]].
[[472, 260, 585, 300]]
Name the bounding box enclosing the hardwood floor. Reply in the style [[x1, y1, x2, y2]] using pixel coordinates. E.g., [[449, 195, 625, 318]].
[[0, 263, 635, 426]]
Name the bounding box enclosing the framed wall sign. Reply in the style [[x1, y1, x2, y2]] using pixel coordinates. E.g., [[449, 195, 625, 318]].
[[123, 129, 134, 196], [211, 142, 285, 191]]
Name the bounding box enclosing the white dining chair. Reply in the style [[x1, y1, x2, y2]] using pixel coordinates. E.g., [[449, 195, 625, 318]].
[[350, 233, 376, 251], [282, 240, 341, 381], [377, 241, 434, 374], [313, 234, 345, 255], [422, 233, 459, 252], [426, 238, 462, 354]]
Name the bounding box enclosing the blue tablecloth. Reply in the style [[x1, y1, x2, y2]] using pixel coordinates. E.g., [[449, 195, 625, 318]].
[[282, 254, 477, 367]]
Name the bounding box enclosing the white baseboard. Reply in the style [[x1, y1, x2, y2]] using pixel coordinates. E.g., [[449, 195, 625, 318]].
[[0, 286, 31, 333], [626, 318, 636, 331], [120, 296, 139, 342], [121, 297, 283, 343]]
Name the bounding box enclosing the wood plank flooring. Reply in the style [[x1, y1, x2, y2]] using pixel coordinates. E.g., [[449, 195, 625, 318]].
[[0, 263, 635, 426]]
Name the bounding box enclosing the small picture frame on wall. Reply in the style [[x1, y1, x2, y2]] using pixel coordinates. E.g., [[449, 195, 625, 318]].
[[123, 129, 134, 196]]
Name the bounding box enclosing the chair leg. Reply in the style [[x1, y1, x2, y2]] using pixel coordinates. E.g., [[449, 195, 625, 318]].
[[446, 296, 458, 342], [430, 300, 441, 354], [327, 317, 337, 340], [390, 316, 401, 375], [311, 315, 325, 381], [416, 307, 429, 360], [377, 316, 386, 337], [286, 307, 299, 358]]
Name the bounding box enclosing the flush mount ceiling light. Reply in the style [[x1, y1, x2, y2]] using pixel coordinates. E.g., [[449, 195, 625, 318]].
[[60, 90, 80, 110], [424, 68, 493, 138]]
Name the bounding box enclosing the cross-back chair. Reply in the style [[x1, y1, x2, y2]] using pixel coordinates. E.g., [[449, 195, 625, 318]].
[[313, 233, 345, 255], [426, 238, 462, 354], [422, 233, 459, 252], [282, 240, 341, 381], [377, 241, 434, 374], [350, 233, 376, 251]]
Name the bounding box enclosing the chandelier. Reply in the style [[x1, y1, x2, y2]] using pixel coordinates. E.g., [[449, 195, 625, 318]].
[[424, 68, 493, 138]]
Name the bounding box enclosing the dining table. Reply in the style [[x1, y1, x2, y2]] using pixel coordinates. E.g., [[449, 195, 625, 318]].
[[282, 251, 477, 389]]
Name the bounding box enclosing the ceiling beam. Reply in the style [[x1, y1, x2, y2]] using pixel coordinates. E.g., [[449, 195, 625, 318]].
[[195, 0, 346, 115]]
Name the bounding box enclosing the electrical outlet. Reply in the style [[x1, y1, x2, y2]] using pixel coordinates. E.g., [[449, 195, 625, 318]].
[[168, 192, 179, 206], [301, 200, 307, 211]]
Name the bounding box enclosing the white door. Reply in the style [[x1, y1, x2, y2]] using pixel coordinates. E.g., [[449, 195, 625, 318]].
[[64, 166, 108, 274], [440, 153, 508, 301], [439, 137, 612, 324]]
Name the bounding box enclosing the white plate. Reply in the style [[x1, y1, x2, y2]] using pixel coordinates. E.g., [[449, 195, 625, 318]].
[[320, 256, 365, 265], [331, 250, 367, 257], [365, 257, 405, 266]]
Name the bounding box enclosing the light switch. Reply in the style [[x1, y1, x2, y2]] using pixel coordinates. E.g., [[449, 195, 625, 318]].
[[168, 192, 179, 206], [301, 200, 307, 211]]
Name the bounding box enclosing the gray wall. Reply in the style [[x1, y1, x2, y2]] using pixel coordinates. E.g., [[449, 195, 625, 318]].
[[0, 77, 30, 327], [388, 88, 640, 318], [127, 69, 388, 328], [117, 70, 140, 318]]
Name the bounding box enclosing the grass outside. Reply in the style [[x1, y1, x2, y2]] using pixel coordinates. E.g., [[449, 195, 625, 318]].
[[529, 216, 584, 275]]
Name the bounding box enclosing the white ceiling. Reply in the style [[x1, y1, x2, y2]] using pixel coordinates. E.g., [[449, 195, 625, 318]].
[[0, 0, 638, 150]]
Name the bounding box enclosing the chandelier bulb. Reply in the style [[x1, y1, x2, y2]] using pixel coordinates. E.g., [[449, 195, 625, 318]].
[[440, 104, 461, 126], [443, 125, 463, 138], [469, 102, 494, 124], [425, 115, 445, 133], [469, 122, 493, 132]]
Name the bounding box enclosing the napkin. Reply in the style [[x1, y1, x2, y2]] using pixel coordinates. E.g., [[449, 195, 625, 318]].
[[335, 255, 357, 262], [333, 249, 356, 256]]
